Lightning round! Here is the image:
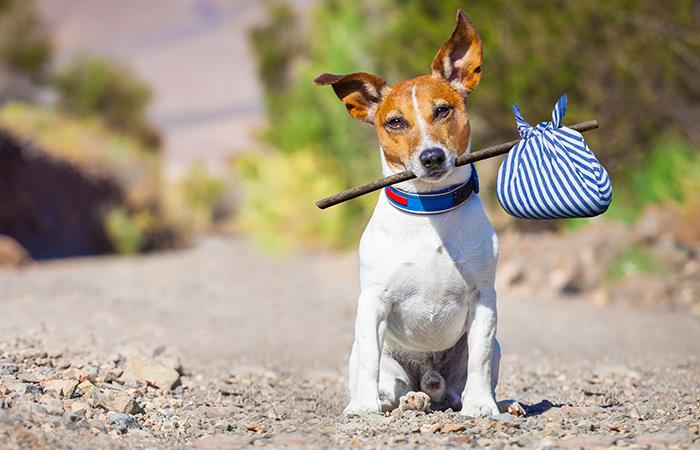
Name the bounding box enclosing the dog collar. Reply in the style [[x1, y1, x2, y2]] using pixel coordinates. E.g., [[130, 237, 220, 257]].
[[385, 165, 479, 215]]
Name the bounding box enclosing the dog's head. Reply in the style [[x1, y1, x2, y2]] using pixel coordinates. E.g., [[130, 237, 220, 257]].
[[315, 10, 482, 182]]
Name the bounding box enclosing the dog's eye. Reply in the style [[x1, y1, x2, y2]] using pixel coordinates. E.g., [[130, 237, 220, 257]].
[[434, 105, 452, 120], [385, 117, 407, 130]]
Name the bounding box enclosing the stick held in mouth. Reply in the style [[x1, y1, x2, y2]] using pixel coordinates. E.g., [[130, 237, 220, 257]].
[[315, 120, 599, 210]]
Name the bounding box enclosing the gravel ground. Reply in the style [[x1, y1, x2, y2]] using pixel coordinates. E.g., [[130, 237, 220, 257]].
[[1, 236, 699, 449]]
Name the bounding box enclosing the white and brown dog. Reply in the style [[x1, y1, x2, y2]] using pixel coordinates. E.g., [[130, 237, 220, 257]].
[[316, 11, 517, 417]]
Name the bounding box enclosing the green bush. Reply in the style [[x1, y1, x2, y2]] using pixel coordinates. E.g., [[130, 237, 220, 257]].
[[167, 163, 229, 232], [0, 0, 51, 79], [606, 136, 700, 223], [234, 149, 376, 250], [607, 245, 667, 281], [104, 208, 146, 254], [54, 57, 160, 148]]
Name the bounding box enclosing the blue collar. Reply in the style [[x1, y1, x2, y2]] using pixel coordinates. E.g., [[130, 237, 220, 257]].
[[385, 165, 479, 215]]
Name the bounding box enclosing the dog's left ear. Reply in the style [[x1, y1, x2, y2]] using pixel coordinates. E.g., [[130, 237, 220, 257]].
[[432, 10, 483, 94], [314, 72, 388, 123]]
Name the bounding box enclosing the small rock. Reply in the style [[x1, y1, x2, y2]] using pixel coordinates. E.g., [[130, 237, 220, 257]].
[[214, 421, 232, 432], [87, 387, 144, 414], [5, 381, 28, 394], [60, 368, 83, 380], [43, 379, 79, 398], [577, 421, 595, 431], [62, 411, 86, 428], [107, 412, 140, 433], [38, 395, 64, 415], [153, 346, 185, 375], [0, 235, 31, 267], [265, 408, 281, 420], [76, 380, 95, 394], [244, 422, 261, 432], [122, 354, 180, 390], [98, 367, 122, 384], [70, 401, 93, 419], [420, 423, 441, 433], [25, 384, 43, 395], [441, 423, 466, 433], [590, 288, 610, 306], [608, 421, 624, 432]]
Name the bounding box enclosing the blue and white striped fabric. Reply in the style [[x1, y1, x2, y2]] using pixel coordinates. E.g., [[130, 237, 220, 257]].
[[496, 95, 612, 219]]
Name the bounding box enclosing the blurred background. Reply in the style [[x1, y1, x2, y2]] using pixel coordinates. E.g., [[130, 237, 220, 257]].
[[0, 0, 698, 318], [0, 3, 699, 446]]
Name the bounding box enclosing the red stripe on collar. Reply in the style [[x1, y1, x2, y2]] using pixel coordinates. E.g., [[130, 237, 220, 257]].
[[385, 187, 408, 205]]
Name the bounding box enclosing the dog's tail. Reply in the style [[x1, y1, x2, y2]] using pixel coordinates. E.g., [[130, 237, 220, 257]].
[[420, 369, 446, 403]]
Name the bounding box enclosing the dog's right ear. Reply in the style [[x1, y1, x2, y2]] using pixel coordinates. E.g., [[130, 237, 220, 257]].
[[314, 72, 388, 123], [432, 10, 483, 94]]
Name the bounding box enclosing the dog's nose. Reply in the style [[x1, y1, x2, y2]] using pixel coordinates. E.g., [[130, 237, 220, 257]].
[[419, 148, 446, 169]]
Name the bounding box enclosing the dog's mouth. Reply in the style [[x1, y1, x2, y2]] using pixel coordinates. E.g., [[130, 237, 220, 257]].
[[417, 166, 454, 183], [424, 168, 448, 179]]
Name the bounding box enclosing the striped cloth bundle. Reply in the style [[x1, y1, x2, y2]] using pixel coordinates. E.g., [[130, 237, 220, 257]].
[[496, 95, 612, 219]]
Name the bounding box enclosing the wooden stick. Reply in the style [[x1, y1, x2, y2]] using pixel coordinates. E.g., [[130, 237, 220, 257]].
[[316, 120, 599, 210]]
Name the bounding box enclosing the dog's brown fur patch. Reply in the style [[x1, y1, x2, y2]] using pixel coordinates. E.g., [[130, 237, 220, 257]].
[[374, 76, 470, 169]]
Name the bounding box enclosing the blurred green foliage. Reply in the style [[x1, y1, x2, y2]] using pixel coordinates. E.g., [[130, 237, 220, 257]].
[[167, 164, 230, 232], [54, 57, 161, 149], [244, 0, 699, 248], [607, 245, 667, 281], [0, 0, 51, 79], [606, 136, 700, 223], [234, 149, 376, 250], [105, 207, 146, 254]]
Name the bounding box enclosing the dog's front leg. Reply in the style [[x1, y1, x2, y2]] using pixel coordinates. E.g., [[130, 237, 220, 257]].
[[460, 285, 500, 417], [344, 290, 389, 416]]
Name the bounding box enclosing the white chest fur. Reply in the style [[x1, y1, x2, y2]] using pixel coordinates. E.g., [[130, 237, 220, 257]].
[[358, 190, 498, 353]]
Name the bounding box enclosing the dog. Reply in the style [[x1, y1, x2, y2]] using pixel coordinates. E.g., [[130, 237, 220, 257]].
[[315, 10, 519, 417]]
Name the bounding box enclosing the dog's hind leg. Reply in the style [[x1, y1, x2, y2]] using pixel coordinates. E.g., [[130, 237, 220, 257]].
[[377, 348, 435, 413], [377, 349, 413, 412]]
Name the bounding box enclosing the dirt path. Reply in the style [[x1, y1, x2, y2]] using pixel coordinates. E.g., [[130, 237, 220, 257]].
[[1, 236, 699, 448]]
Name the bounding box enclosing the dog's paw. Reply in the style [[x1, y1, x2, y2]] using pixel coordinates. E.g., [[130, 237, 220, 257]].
[[497, 400, 526, 417], [343, 401, 380, 417], [398, 391, 431, 413], [460, 398, 499, 418]]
